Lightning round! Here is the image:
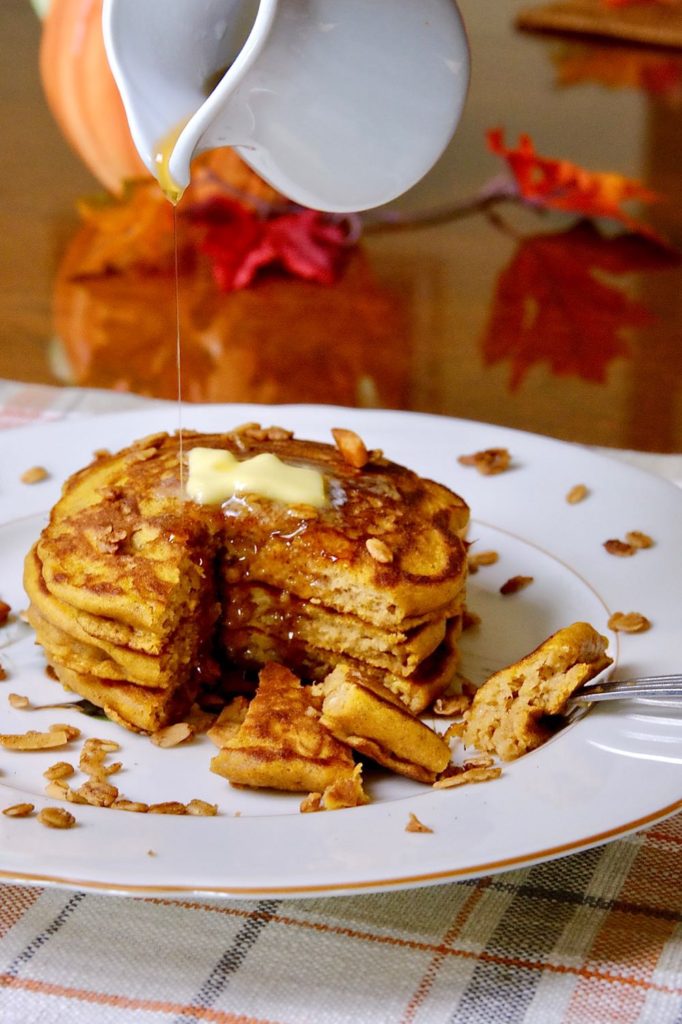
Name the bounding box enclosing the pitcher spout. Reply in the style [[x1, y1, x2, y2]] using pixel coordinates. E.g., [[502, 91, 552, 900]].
[[103, 0, 268, 201], [104, 0, 469, 212]]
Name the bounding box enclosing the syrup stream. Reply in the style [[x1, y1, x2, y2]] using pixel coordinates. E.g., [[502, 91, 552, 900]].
[[173, 206, 184, 495], [153, 121, 188, 497]]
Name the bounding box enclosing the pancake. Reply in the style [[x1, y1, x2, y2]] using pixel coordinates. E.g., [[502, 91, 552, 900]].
[[221, 581, 464, 677], [462, 622, 613, 761], [25, 424, 469, 731], [49, 662, 196, 735], [223, 613, 463, 714], [209, 663, 361, 794], [224, 583, 449, 671], [319, 665, 452, 783], [25, 547, 220, 687]]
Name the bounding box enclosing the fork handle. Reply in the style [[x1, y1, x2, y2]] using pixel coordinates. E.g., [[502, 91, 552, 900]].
[[573, 675, 682, 702]]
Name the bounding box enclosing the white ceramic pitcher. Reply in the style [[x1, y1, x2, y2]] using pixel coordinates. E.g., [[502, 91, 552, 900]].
[[102, 0, 469, 212]]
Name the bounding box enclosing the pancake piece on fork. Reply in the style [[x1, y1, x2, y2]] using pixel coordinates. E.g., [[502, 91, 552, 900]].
[[462, 622, 613, 761]]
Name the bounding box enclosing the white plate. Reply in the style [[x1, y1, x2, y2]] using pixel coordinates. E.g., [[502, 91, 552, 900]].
[[0, 404, 679, 898]]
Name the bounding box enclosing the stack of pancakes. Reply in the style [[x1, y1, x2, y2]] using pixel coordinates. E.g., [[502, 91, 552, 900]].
[[24, 424, 469, 733]]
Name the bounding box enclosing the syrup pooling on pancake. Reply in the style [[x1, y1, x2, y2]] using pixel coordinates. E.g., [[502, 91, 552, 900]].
[[25, 425, 469, 732]]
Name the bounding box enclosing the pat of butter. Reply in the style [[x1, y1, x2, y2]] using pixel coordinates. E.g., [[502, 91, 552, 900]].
[[186, 447, 327, 507]]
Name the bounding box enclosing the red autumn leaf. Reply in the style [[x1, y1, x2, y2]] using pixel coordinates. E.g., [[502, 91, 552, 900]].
[[233, 209, 348, 288], [482, 221, 678, 390], [487, 129, 663, 243], [188, 197, 264, 291], [641, 56, 682, 98], [189, 198, 347, 291]]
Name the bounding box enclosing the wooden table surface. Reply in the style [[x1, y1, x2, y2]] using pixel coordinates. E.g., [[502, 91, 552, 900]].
[[1, 0, 681, 451]]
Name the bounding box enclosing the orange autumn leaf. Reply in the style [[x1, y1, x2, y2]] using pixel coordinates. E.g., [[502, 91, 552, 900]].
[[487, 129, 663, 244], [552, 43, 682, 105], [74, 185, 349, 291], [483, 221, 678, 390], [76, 179, 176, 275], [72, 150, 287, 278]]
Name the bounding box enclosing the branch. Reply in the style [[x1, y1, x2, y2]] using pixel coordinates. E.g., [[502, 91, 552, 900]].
[[360, 174, 520, 234]]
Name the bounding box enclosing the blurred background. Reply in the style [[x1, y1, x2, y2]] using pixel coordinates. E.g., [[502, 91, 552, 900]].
[[1, 0, 681, 449]]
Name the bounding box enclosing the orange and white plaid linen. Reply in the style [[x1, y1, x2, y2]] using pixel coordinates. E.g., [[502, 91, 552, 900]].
[[0, 382, 680, 1024]]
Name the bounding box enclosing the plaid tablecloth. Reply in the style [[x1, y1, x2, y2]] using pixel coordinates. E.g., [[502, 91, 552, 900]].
[[0, 381, 680, 1024]]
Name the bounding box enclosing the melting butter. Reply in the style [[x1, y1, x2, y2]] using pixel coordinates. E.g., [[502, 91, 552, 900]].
[[187, 447, 327, 507]]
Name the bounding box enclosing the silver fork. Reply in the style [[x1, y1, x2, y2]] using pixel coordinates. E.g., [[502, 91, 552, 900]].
[[570, 674, 682, 705]]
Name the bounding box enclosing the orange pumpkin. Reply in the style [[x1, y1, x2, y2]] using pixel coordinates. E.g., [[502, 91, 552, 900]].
[[40, 0, 149, 193]]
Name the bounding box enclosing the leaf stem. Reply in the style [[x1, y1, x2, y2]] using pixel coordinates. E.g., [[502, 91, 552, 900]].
[[361, 174, 519, 234]]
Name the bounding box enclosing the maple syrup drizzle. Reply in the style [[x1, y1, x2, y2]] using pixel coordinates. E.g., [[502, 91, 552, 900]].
[[153, 121, 190, 495], [173, 207, 184, 495]]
